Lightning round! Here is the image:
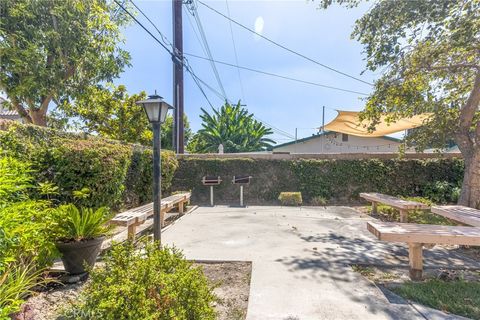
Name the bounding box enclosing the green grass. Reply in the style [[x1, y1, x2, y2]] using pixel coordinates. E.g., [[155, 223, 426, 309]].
[[368, 197, 456, 225], [392, 279, 480, 319], [351, 265, 375, 277]]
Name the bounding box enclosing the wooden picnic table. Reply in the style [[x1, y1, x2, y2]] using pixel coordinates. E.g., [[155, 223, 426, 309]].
[[360, 192, 429, 222], [110, 192, 191, 240], [367, 221, 480, 280], [432, 205, 480, 227]]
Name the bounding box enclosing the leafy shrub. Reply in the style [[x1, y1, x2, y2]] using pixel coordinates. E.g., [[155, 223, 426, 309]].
[[63, 240, 216, 320], [422, 181, 461, 204], [0, 263, 45, 319], [0, 156, 57, 271], [278, 192, 303, 206], [0, 156, 57, 317], [123, 147, 179, 207], [48, 139, 132, 209], [173, 157, 464, 205], [0, 121, 179, 209], [53, 204, 114, 241]]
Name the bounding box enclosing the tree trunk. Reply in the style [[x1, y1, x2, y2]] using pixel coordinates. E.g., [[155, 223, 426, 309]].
[[29, 109, 48, 126], [458, 149, 480, 208]]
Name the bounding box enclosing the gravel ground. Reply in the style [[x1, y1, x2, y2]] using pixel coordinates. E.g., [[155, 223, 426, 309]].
[[17, 261, 251, 320]]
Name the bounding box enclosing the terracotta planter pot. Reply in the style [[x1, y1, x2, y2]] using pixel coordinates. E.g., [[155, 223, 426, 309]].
[[56, 236, 105, 275]]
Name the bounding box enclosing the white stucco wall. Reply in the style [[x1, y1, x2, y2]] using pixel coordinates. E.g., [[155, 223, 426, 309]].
[[273, 132, 402, 153]]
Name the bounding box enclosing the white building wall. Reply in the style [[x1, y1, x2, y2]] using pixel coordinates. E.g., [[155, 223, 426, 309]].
[[273, 132, 402, 153]]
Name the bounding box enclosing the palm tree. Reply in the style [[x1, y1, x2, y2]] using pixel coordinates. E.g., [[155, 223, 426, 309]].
[[189, 102, 275, 153]]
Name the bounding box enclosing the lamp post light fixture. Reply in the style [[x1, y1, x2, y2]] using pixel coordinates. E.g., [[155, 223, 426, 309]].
[[136, 94, 174, 246]]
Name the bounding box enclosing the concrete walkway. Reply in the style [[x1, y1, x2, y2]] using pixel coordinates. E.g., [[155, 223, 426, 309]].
[[162, 206, 473, 320]]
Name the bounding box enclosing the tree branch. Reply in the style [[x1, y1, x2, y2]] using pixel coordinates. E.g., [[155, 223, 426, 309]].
[[11, 97, 33, 123], [424, 63, 480, 72], [39, 94, 53, 113], [457, 71, 480, 153]]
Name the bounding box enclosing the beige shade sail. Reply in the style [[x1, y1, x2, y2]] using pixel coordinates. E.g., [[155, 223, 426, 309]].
[[322, 111, 431, 137]]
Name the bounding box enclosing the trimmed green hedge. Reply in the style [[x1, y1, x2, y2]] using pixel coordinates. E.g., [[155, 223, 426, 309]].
[[172, 157, 464, 205], [0, 121, 178, 210]]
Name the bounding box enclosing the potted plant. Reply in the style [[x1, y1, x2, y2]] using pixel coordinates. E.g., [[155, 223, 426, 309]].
[[53, 204, 114, 274]]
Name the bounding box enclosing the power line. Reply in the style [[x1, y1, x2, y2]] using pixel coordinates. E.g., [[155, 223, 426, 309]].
[[186, 1, 228, 100], [190, 73, 295, 139], [115, 0, 217, 110], [116, 0, 296, 140], [125, 0, 369, 98], [197, 0, 373, 86], [194, 78, 296, 139], [129, 0, 173, 50], [114, 0, 171, 55], [185, 5, 210, 61], [224, 0, 246, 103], [185, 52, 369, 96]]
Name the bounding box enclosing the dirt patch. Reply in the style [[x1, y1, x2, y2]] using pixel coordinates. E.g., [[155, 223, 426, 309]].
[[18, 261, 251, 320], [351, 264, 480, 284], [198, 261, 252, 320]]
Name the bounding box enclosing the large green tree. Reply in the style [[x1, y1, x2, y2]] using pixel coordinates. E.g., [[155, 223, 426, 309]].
[[0, 0, 131, 126], [190, 102, 275, 153], [59, 84, 192, 148], [319, 0, 480, 207]]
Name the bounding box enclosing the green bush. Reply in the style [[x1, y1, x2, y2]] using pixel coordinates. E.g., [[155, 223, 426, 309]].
[[0, 121, 178, 209], [0, 156, 57, 272], [49, 139, 132, 209], [278, 192, 303, 206], [173, 157, 464, 205], [63, 240, 216, 320], [0, 156, 57, 317], [422, 181, 461, 204]]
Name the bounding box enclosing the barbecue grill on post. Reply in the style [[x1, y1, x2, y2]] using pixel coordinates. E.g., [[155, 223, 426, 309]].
[[202, 176, 222, 206], [232, 175, 252, 207]]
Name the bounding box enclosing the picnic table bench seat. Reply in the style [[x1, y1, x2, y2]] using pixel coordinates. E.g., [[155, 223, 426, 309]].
[[110, 192, 191, 239], [360, 192, 429, 222], [367, 221, 480, 280], [432, 205, 480, 227]]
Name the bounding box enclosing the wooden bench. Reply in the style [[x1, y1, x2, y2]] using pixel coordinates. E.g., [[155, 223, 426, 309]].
[[367, 221, 480, 280], [110, 192, 191, 240], [432, 205, 480, 227], [360, 192, 429, 222]]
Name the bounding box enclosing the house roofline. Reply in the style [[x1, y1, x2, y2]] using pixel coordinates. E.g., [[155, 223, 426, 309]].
[[272, 131, 402, 149]]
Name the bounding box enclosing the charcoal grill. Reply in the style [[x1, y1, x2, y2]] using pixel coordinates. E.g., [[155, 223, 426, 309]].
[[202, 176, 222, 206], [232, 175, 252, 206]]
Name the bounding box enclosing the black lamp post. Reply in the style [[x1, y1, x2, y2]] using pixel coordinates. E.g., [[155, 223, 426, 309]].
[[136, 94, 174, 245]]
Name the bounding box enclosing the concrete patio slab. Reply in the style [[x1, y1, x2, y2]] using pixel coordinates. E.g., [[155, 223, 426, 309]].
[[162, 206, 476, 320]]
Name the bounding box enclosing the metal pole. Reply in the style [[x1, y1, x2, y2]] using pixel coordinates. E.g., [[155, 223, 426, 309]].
[[152, 122, 162, 246], [322, 105, 325, 132], [321, 105, 325, 153], [210, 185, 214, 206], [173, 0, 184, 154], [240, 185, 244, 207], [295, 128, 298, 153]]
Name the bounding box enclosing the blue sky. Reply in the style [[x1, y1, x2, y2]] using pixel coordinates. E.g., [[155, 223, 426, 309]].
[[115, 0, 380, 143]]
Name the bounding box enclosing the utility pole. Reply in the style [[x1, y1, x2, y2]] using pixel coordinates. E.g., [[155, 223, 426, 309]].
[[322, 105, 325, 133], [321, 105, 325, 153], [173, 0, 184, 153]]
